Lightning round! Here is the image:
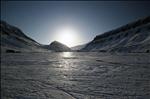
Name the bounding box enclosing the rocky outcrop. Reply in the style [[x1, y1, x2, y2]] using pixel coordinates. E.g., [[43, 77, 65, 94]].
[[48, 41, 71, 52], [81, 16, 150, 53]]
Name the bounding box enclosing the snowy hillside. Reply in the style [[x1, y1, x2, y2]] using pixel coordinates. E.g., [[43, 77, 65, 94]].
[[1, 21, 50, 52], [81, 16, 150, 53]]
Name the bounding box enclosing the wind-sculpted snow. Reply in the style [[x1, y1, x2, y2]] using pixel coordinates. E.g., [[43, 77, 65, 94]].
[[1, 52, 150, 99]]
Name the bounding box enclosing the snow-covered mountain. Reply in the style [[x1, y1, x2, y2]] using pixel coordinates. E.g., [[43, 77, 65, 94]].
[[1, 21, 49, 52], [81, 16, 150, 53], [2, 16, 150, 53], [45, 41, 71, 52]]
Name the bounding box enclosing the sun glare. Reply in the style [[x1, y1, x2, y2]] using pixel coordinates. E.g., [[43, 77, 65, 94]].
[[55, 27, 79, 47]]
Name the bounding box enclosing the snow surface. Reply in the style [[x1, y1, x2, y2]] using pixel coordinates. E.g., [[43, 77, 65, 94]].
[[1, 52, 150, 99]]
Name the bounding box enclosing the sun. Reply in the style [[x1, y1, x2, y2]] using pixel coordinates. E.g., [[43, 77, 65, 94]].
[[55, 27, 78, 47]]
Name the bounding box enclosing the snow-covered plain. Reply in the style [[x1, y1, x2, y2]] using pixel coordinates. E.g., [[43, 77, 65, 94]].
[[1, 52, 150, 99]]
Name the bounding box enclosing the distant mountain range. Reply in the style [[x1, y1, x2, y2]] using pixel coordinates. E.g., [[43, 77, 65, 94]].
[[1, 16, 150, 53], [81, 16, 150, 53], [71, 44, 86, 51]]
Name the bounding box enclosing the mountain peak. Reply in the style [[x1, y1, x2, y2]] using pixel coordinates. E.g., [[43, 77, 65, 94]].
[[49, 41, 71, 52], [50, 41, 62, 45]]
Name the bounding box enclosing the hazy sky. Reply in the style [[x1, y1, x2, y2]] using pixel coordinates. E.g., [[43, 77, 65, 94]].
[[1, 1, 150, 47]]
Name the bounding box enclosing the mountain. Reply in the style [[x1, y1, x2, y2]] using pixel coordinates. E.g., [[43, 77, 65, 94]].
[[71, 44, 86, 51], [81, 16, 150, 53], [1, 21, 49, 52], [46, 41, 71, 52], [0, 21, 72, 53], [2, 16, 150, 53]]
